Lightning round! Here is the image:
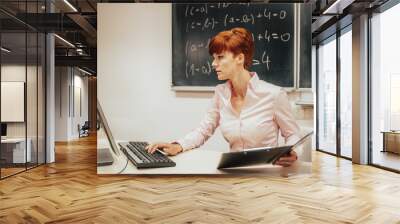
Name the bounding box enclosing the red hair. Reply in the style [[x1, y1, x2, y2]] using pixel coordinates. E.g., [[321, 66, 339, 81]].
[[208, 27, 254, 69]]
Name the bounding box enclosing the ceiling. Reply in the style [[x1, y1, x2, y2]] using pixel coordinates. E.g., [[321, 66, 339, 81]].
[[0, 0, 393, 75]]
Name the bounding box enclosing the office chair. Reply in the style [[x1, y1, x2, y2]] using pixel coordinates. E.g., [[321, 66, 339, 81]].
[[78, 121, 90, 138]]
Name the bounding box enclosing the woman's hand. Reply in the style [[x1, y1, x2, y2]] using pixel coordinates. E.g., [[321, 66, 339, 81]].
[[145, 142, 183, 156], [274, 150, 298, 167]]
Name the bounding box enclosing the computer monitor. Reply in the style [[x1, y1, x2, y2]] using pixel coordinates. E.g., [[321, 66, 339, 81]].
[[97, 101, 120, 156], [1, 123, 7, 137]]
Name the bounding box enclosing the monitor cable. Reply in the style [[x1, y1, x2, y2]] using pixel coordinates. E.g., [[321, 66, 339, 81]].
[[117, 155, 129, 174]]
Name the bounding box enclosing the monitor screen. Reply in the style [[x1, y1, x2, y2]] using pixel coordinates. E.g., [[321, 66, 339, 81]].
[[97, 101, 120, 156], [1, 123, 7, 137]]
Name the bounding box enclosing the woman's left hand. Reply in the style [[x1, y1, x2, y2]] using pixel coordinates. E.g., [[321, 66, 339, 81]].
[[274, 150, 298, 167]]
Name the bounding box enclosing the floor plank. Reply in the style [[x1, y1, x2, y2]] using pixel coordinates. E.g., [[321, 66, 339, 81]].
[[0, 134, 400, 223]]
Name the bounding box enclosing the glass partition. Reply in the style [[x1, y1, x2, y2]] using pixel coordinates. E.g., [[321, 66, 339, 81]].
[[0, 31, 28, 178], [38, 32, 45, 165], [27, 30, 38, 169], [0, 1, 46, 179], [370, 3, 400, 171], [317, 35, 337, 155], [339, 27, 352, 158]]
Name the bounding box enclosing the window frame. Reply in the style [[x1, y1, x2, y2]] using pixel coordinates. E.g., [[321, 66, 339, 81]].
[[315, 24, 353, 161]]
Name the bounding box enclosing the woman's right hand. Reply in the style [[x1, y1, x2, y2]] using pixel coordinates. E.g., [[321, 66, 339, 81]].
[[145, 142, 183, 156]]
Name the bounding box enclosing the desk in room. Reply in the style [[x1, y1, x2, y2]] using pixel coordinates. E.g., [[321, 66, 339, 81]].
[[381, 131, 400, 154], [97, 139, 311, 176], [1, 138, 32, 164]]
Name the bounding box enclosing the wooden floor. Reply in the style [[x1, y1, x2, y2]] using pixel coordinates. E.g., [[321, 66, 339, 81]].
[[1, 135, 400, 223], [1, 163, 45, 178], [1, 167, 26, 178]]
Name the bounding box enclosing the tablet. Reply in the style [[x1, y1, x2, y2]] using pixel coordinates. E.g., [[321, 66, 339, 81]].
[[217, 146, 292, 169], [216, 131, 313, 169]]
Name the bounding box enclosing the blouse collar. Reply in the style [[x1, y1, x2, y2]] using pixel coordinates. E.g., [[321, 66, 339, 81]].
[[225, 72, 259, 97]]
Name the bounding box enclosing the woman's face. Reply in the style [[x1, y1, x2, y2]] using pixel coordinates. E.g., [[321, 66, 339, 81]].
[[212, 51, 242, 80]]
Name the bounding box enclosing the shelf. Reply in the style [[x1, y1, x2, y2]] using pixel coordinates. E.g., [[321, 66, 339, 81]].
[[295, 101, 314, 107]]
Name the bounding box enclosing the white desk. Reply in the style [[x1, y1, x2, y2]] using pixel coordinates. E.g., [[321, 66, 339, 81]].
[[97, 139, 311, 176], [1, 138, 32, 163]]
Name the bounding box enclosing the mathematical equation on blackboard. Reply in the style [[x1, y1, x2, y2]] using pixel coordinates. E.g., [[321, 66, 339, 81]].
[[184, 3, 286, 18], [173, 3, 296, 87], [185, 51, 271, 79], [184, 28, 290, 56]]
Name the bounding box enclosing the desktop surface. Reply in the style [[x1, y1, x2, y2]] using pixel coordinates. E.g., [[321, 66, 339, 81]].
[[97, 139, 311, 176]]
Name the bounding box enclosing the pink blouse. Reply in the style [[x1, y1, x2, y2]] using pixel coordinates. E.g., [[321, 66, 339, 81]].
[[177, 72, 300, 152]]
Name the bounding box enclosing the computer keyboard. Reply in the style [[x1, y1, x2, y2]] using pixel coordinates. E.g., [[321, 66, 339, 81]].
[[118, 141, 176, 169]]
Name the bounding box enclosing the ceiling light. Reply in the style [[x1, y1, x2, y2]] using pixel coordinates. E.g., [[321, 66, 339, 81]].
[[54, 34, 75, 48], [323, 0, 345, 15], [63, 0, 78, 12], [78, 67, 93, 76], [1, 47, 11, 53]]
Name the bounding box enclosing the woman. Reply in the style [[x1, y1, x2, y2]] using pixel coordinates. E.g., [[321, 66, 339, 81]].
[[146, 27, 300, 167]]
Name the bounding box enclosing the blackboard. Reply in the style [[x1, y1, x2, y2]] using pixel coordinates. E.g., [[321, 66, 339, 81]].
[[172, 3, 311, 88]]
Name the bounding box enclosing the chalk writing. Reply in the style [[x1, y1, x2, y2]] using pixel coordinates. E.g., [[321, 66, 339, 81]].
[[185, 60, 212, 78], [173, 3, 297, 87]]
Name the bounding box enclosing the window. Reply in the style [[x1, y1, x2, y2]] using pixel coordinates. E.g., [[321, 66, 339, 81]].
[[317, 35, 337, 154], [370, 2, 400, 171], [339, 28, 352, 158]]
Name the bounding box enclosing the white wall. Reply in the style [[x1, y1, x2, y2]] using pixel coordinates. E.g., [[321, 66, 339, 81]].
[[98, 4, 314, 153], [72, 73, 89, 138], [55, 67, 69, 141], [55, 67, 89, 141]]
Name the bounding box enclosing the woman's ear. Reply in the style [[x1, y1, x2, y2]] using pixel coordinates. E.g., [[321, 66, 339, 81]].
[[236, 53, 245, 66]]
